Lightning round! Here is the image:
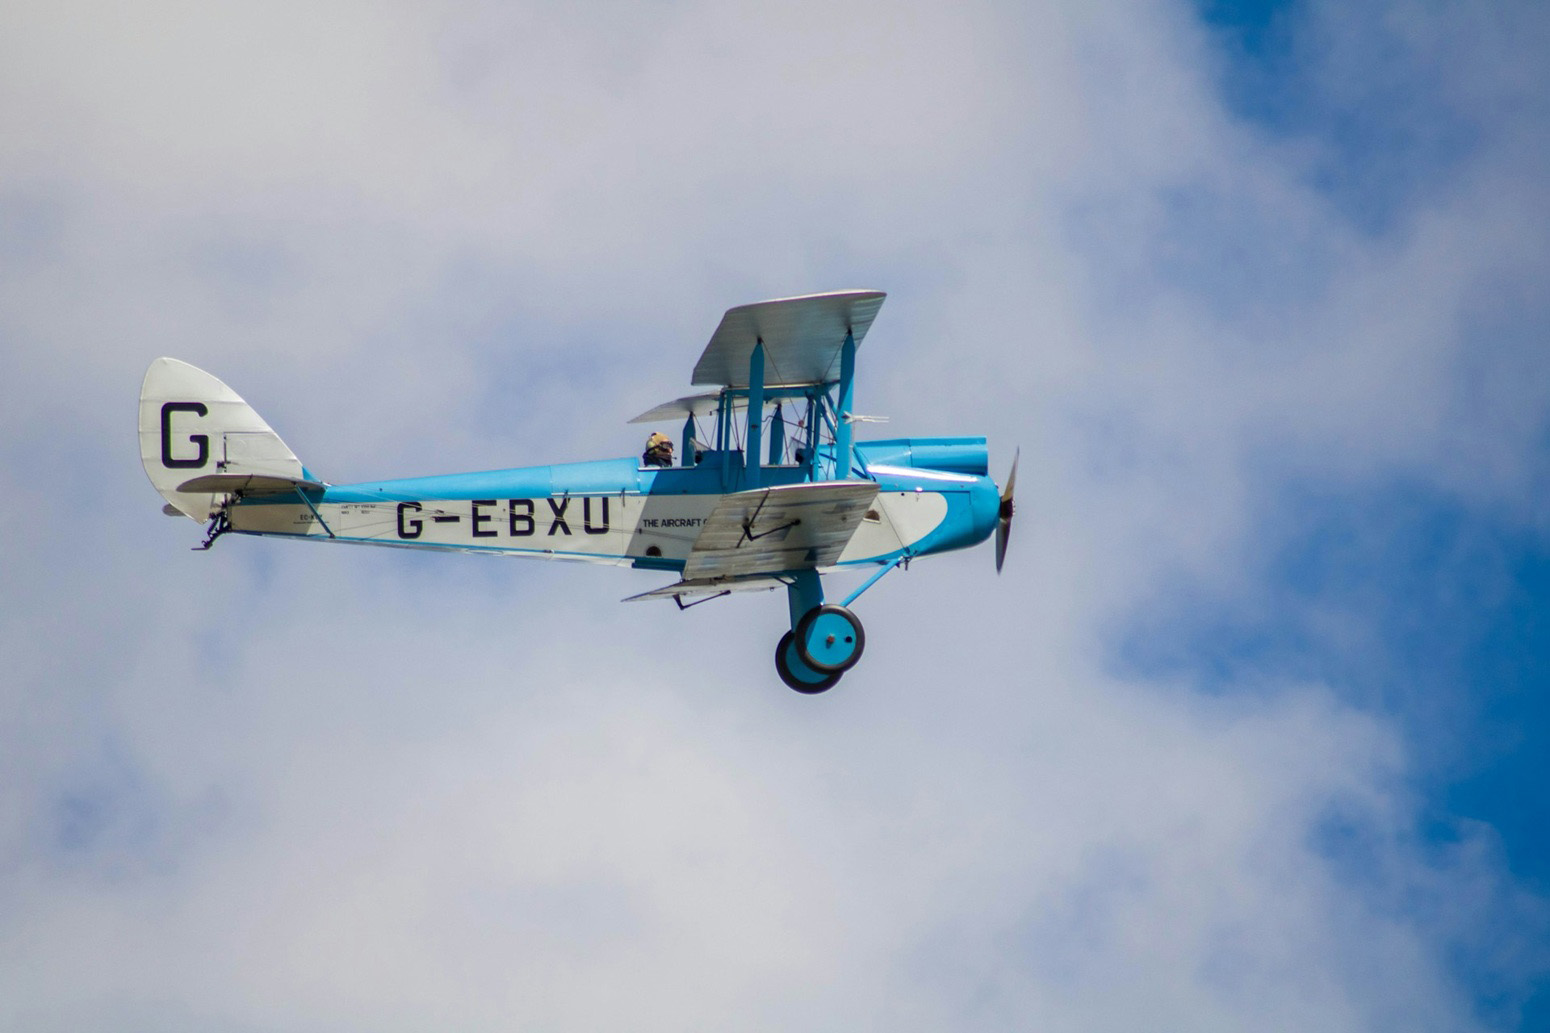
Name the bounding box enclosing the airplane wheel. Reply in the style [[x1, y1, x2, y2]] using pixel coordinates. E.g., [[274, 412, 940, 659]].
[[794, 604, 866, 674], [776, 631, 842, 694]]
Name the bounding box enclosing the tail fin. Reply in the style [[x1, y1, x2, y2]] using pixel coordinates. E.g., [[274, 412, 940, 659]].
[[139, 358, 316, 520]]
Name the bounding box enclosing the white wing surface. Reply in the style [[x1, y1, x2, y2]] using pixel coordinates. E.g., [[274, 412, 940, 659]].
[[627, 392, 724, 425], [681, 481, 880, 580], [691, 290, 885, 388], [622, 575, 791, 604]]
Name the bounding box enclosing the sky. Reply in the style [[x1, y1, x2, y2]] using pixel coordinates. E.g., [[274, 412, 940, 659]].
[[1, 0, 1547, 1029]]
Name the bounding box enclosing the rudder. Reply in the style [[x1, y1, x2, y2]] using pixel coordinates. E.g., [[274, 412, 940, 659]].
[[139, 358, 312, 520]]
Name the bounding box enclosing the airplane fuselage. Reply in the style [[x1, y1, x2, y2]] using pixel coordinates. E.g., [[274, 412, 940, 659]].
[[226, 438, 1000, 573]]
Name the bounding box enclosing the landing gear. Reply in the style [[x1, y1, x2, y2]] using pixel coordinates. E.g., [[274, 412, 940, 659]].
[[776, 571, 876, 694], [774, 604, 866, 693], [794, 604, 866, 673], [775, 631, 843, 694]]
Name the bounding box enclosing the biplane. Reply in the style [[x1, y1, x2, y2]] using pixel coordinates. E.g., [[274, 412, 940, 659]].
[[139, 290, 1016, 692]]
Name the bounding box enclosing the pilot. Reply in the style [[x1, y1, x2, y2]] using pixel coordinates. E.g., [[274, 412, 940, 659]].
[[643, 432, 674, 468]]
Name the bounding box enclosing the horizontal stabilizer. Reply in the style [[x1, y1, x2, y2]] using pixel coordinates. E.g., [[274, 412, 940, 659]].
[[623, 575, 791, 604], [176, 473, 325, 496], [683, 480, 879, 579]]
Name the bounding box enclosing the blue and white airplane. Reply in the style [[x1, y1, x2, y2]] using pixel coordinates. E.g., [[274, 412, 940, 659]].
[[140, 290, 1016, 692]]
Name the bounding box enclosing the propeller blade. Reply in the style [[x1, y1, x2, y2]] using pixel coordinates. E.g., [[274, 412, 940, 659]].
[[995, 447, 1018, 574]]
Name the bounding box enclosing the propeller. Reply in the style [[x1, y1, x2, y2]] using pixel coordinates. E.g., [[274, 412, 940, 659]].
[[995, 447, 1018, 574]]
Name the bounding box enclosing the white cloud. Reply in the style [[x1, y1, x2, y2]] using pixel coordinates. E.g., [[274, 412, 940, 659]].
[[2, 0, 1546, 1028]]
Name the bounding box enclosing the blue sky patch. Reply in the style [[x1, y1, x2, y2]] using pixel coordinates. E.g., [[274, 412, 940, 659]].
[[1197, 0, 1481, 234], [1113, 473, 1550, 1024]]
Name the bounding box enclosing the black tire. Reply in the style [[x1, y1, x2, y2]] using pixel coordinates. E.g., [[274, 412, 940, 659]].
[[793, 604, 866, 674], [776, 631, 842, 694]]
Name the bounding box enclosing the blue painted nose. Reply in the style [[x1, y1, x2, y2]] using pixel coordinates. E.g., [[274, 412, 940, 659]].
[[967, 475, 1002, 547]]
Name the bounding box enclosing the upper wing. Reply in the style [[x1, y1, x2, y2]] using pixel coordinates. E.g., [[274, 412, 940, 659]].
[[681, 480, 880, 580], [627, 392, 723, 425], [691, 290, 886, 387]]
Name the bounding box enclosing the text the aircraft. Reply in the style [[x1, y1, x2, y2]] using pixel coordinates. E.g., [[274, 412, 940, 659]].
[[140, 290, 1017, 692]]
